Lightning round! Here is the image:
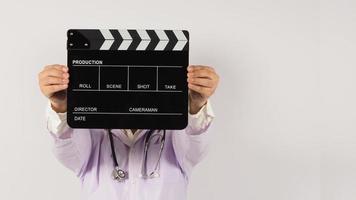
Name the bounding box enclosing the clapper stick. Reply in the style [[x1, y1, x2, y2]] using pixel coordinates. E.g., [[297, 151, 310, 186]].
[[67, 29, 189, 129]]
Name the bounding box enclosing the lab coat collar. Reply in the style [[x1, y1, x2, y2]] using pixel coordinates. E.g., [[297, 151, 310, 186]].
[[109, 129, 148, 147]]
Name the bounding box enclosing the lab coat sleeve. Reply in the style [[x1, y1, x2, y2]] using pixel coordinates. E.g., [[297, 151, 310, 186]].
[[172, 100, 215, 178], [46, 102, 93, 178]]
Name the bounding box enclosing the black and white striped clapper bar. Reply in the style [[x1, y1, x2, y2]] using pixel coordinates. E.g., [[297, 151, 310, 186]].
[[67, 29, 189, 129]]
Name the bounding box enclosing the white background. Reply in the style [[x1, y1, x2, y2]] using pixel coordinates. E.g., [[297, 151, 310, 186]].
[[0, 0, 355, 200]]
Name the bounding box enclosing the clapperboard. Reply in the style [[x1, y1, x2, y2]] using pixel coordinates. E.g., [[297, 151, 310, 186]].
[[67, 29, 189, 129]]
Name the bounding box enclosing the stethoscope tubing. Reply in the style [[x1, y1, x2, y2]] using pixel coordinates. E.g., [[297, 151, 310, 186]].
[[108, 129, 166, 181]]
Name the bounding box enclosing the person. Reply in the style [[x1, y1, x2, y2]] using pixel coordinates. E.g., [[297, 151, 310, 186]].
[[38, 64, 219, 200]]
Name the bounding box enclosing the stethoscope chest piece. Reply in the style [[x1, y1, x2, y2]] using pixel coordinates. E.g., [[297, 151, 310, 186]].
[[112, 166, 127, 181], [149, 171, 160, 178]]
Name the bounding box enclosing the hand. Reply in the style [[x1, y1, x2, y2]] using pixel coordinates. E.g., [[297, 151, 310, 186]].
[[38, 64, 69, 113], [187, 65, 219, 114]]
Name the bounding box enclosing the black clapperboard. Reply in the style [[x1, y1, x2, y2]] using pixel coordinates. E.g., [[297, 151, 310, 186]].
[[67, 29, 189, 129]]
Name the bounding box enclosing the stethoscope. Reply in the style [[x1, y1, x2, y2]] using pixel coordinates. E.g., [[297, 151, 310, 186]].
[[108, 129, 166, 182]]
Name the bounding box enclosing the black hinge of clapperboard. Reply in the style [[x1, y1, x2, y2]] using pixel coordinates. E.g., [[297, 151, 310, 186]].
[[67, 29, 189, 51], [67, 29, 102, 50]]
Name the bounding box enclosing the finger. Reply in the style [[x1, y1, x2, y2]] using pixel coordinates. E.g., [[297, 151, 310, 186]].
[[188, 65, 214, 71], [43, 84, 68, 95], [41, 65, 68, 79], [188, 83, 210, 95], [40, 68, 69, 80], [187, 69, 213, 79], [42, 77, 69, 86], [45, 64, 68, 72], [187, 77, 214, 88], [187, 65, 215, 72]]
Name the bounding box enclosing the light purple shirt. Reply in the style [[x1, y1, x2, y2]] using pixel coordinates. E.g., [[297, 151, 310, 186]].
[[46, 102, 214, 200]]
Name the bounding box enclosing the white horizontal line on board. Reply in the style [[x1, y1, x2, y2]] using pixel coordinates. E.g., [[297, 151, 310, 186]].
[[72, 112, 183, 116], [72, 89, 183, 92], [72, 65, 183, 68]]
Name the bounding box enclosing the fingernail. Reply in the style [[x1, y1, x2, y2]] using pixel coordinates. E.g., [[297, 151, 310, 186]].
[[62, 67, 68, 72]]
